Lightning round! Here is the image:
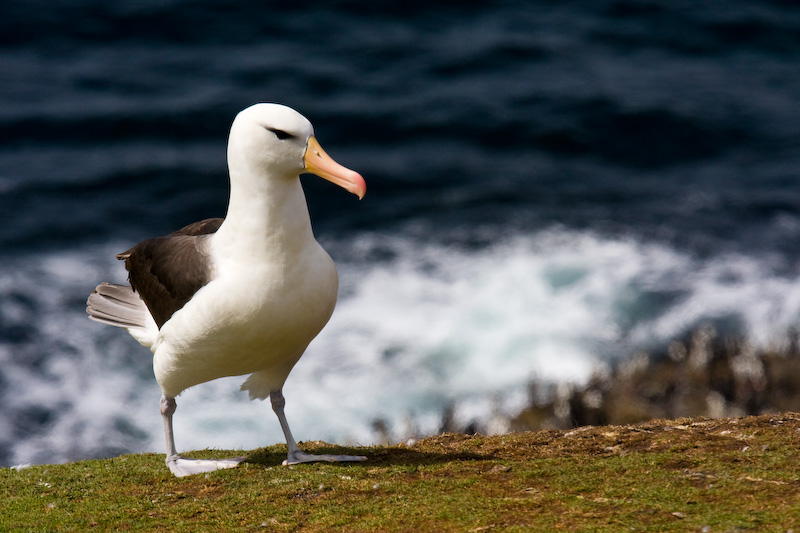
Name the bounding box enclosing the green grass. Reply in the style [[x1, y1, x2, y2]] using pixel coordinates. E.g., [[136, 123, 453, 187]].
[[3, 413, 800, 531]]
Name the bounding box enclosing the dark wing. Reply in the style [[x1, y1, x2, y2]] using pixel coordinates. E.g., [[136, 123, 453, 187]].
[[166, 218, 224, 237], [117, 218, 223, 328]]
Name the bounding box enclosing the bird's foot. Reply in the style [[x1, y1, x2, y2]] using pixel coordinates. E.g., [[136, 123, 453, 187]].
[[166, 454, 247, 477], [283, 450, 367, 466]]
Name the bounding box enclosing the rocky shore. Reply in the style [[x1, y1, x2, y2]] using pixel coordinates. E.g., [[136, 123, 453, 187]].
[[511, 325, 800, 433], [403, 325, 800, 440]]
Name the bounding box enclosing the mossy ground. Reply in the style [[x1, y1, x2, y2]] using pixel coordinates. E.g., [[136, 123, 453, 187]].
[[3, 413, 799, 531]]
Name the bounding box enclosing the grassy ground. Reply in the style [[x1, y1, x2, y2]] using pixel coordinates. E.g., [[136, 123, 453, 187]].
[[2, 413, 799, 531]]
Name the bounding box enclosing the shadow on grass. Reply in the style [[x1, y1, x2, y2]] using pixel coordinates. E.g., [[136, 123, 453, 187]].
[[244, 443, 492, 468]]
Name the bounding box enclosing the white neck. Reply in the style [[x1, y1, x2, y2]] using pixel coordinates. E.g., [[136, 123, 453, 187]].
[[213, 161, 315, 261]]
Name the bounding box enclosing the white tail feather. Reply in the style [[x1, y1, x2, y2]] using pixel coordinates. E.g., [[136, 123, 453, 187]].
[[87, 282, 158, 348]]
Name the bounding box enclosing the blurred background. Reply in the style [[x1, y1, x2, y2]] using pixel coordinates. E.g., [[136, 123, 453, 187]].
[[2, 0, 800, 468]]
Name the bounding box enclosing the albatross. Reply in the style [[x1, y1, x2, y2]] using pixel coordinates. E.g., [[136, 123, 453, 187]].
[[86, 103, 367, 477]]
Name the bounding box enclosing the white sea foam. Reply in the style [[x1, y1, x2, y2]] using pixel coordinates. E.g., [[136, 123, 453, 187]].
[[2, 227, 800, 466]]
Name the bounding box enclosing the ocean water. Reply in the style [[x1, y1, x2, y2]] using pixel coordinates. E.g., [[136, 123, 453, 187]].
[[2, 0, 800, 467]]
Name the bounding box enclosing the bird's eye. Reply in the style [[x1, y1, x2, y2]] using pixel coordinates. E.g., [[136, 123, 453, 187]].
[[267, 128, 293, 140]]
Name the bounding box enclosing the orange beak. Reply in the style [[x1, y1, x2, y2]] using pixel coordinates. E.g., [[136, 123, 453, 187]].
[[303, 136, 366, 199]]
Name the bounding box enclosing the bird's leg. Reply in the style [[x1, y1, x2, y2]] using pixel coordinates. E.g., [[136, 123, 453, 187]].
[[161, 395, 179, 459], [270, 389, 367, 465], [160, 395, 246, 477]]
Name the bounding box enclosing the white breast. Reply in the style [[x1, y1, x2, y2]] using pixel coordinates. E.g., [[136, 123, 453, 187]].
[[152, 238, 338, 398]]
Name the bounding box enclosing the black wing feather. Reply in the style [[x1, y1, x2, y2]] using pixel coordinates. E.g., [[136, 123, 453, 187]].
[[117, 218, 223, 328]]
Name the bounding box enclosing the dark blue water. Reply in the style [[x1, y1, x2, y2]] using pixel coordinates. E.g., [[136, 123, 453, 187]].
[[2, 0, 800, 468]]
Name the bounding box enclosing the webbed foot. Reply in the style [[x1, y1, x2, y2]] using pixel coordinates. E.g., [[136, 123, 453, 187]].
[[166, 454, 247, 477], [283, 450, 367, 466]]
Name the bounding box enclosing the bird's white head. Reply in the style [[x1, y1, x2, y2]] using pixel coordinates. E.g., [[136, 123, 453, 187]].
[[229, 103, 366, 199]]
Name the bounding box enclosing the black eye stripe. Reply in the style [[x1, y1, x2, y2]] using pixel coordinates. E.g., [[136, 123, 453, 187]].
[[267, 127, 293, 140]]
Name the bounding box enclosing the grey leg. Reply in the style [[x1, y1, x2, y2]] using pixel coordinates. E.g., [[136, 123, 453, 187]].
[[270, 390, 367, 465], [161, 396, 179, 459], [160, 395, 245, 477]]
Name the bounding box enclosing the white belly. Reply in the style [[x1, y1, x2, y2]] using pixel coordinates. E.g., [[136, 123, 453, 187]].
[[152, 243, 338, 398]]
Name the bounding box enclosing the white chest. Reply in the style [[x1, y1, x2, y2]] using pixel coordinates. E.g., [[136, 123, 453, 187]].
[[152, 240, 339, 396]]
